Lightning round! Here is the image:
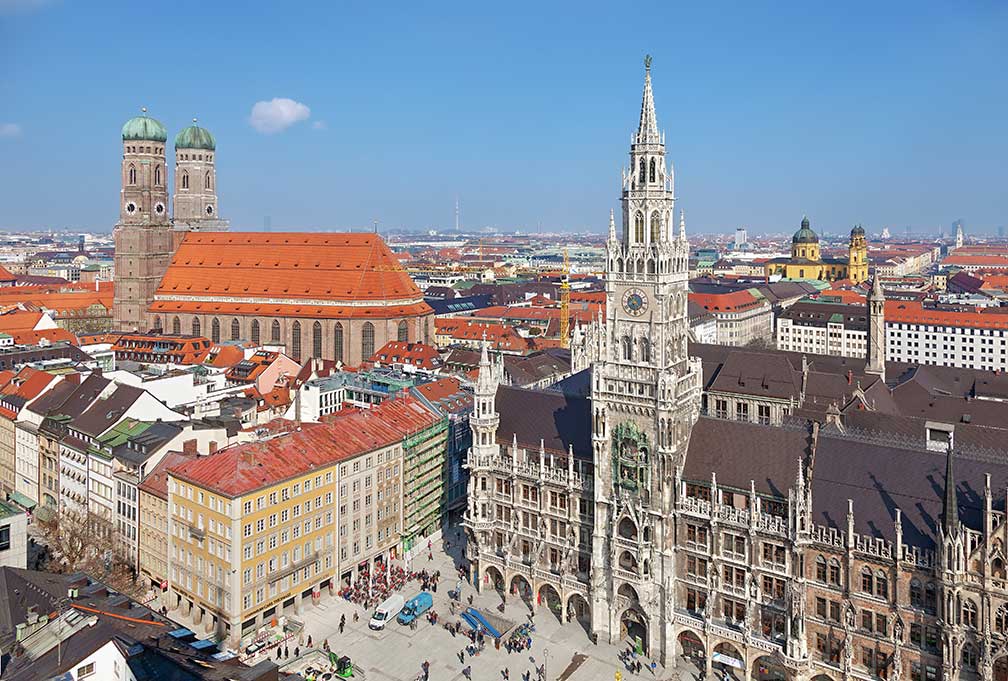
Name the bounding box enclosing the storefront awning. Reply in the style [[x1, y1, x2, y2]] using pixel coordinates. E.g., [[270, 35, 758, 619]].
[[8, 491, 36, 510]]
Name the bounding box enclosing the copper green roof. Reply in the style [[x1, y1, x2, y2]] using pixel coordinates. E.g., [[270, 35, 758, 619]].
[[792, 216, 819, 244], [174, 121, 216, 150], [122, 112, 167, 143]]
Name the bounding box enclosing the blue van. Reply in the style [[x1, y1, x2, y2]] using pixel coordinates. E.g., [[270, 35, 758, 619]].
[[397, 592, 434, 625]]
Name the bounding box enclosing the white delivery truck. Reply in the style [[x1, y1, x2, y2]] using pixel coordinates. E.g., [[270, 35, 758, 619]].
[[369, 594, 405, 630]]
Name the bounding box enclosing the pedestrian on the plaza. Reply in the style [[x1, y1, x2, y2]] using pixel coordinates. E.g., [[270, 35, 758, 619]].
[[428, 539, 432, 552], [323, 638, 329, 652], [429, 551, 433, 562], [277, 647, 282, 660], [503, 668, 509, 680], [636, 660, 643, 674], [339, 617, 345, 634], [353, 611, 359, 622], [463, 665, 472, 680], [307, 635, 312, 648], [294, 647, 299, 658], [468, 594, 474, 605], [284, 646, 289, 658], [459, 650, 466, 664]]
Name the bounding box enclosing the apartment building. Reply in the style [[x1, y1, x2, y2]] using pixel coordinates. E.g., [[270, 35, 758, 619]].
[[885, 300, 1008, 371], [138, 451, 194, 593], [690, 290, 773, 346], [776, 301, 869, 358], [164, 396, 442, 647]]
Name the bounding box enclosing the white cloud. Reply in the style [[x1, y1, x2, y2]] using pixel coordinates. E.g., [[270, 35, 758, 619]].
[[249, 98, 311, 134], [0, 123, 21, 138], [312, 120, 327, 131]]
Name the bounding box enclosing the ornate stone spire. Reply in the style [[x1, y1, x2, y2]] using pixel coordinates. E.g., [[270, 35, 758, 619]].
[[942, 442, 959, 534], [636, 55, 660, 144], [608, 208, 617, 242], [678, 209, 687, 241], [870, 273, 884, 301]]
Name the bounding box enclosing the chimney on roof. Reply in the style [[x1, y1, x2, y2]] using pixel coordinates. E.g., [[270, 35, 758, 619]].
[[182, 439, 197, 455], [209, 440, 218, 454], [847, 370, 853, 386]]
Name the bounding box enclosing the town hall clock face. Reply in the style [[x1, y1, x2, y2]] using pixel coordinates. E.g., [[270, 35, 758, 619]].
[[622, 288, 649, 316]]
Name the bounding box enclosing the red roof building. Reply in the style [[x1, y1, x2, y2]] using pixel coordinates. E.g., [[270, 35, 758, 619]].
[[369, 341, 443, 372], [147, 233, 434, 367], [111, 333, 213, 365]]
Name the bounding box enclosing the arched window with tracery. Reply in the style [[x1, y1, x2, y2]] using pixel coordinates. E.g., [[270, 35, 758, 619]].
[[650, 212, 661, 242], [231, 318, 240, 340], [397, 320, 409, 343], [192, 317, 200, 336], [622, 336, 632, 361], [128, 165, 137, 185], [171, 316, 180, 335], [181, 172, 189, 190], [996, 604, 1008, 632], [875, 570, 888, 599], [361, 322, 375, 359], [910, 579, 923, 608], [638, 158, 646, 184], [152, 315, 162, 331], [634, 212, 645, 243], [271, 319, 281, 343], [154, 165, 161, 186], [815, 555, 827, 582], [291, 321, 302, 360], [828, 558, 841, 586], [640, 337, 650, 363], [312, 321, 322, 358], [649, 158, 656, 183], [963, 600, 978, 628], [211, 318, 220, 343], [963, 643, 978, 669], [334, 323, 344, 363], [861, 567, 873, 593], [205, 172, 212, 190], [251, 320, 260, 345]]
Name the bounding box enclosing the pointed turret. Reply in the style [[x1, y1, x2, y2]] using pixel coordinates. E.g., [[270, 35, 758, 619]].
[[865, 274, 886, 379], [678, 209, 687, 241], [636, 55, 660, 144], [608, 208, 617, 243], [942, 442, 959, 534]]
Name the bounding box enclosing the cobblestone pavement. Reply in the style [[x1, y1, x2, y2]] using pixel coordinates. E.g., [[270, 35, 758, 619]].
[[251, 529, 700, 681]]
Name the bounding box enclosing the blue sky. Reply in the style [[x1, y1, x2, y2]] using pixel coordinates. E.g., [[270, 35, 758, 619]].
[[1, 0, 1006, 235]]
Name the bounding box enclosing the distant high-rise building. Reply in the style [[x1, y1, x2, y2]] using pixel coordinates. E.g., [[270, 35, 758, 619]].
[[733, 226, 747, 250], [881, 226, 890, 239], [955, 220, 964, 249]]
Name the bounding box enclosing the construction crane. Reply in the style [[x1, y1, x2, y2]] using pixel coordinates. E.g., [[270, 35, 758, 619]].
[[560, 248, 571, 348]]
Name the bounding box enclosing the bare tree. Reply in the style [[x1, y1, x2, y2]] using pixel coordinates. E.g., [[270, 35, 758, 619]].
[[36, 509, 143, 598]]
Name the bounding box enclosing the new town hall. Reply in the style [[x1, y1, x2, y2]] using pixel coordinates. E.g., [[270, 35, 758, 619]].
[[465, 59, 1008, 681]]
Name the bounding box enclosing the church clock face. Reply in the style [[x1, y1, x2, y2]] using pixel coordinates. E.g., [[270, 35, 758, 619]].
[[622, 288, 649, 316]]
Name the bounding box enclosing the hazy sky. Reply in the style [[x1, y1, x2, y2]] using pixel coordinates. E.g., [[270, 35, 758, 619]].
[[1, 1, 1006, 235]]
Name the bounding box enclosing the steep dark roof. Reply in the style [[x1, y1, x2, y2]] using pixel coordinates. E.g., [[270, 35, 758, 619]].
[[71, 383, 144, 437], [706, 350, 801, 400], [683, 417, 808, 497], [495, 384, 591, 460], [779, 301, 869, 331]]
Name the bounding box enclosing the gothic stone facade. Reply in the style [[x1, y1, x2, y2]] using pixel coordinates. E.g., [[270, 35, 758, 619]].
[[464, 59, 1008, 681]]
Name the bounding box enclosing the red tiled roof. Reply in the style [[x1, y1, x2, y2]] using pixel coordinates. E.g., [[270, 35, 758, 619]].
[[11, 328, 79, 346], [0, 265, 15, 282], [112, 333, 212, 364], [689, 290, 764, 312], [153, 233, 433, 320], [370, 341, 442, 371], [169, 397, 441, 497], [206, 345, 246, 368], [944, 255, 1008, 267], [139, 451, 196, 500], [885, 300, 1008, 330]]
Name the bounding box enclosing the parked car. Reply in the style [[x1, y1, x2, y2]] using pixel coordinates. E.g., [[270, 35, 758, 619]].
[[397, 591, 433, 625]]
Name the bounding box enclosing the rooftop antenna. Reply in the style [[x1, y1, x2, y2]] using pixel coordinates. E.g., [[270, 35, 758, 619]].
[[373, 219, 379, 234]]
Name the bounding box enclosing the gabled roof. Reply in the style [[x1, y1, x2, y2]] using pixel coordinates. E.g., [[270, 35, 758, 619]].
[[495, 384, 591, 460]]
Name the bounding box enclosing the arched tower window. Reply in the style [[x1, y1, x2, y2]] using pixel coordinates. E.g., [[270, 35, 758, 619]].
[[638, 158, 646, 184], [251, 320, 260, 345], [128, 165, 137, 185], [152, 315, 162, 332], [622, 336, 632, 361], [397, 320, 408, 343], [640, 337, 651, 363], [271, 319, 281, 343], [312, 321, 322, 358], [650, 212, 661, 242], [211, 318, 220, 343], [154, 165, 161, 186], [291, 321, 302, 360], [171, 316, 180, 335], [362, 322, 375, 359], [181, 172, 189, 190], [649, 158, 656, 183], [634, 212, 645, 244], [192, 317, 201, 336], [334, 323, 344, 363], [205, 172, 212, 190], [230, 318, 240, 340]]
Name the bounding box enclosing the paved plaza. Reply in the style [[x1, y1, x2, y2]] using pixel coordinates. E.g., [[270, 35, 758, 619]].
[[236, 528, 699, 681]]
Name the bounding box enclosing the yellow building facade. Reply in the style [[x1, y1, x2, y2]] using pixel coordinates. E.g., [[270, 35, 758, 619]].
[[764, 217, 869, 283]]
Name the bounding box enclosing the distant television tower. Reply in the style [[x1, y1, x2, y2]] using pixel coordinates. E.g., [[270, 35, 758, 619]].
[[455, 198, 461, 233]]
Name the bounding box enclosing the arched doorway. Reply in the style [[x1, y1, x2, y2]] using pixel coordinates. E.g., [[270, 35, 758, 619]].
[[678, 630, 705, 667], [510, 574, 532, 607], [620, 607, 648, 654], [566, 593, 590, 633], [713, 642, 745, 681], [538, 583, 562, 621], [995, 657, 1008, 681], [752, 655, 787, 681], [484, 565, 504, 595]]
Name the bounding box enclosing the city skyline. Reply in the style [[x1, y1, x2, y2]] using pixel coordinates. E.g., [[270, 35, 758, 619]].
[[0, 1, 1006, 234]]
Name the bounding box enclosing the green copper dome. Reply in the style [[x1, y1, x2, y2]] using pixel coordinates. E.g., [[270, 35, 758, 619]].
[[174, 121, 216, 151], [792, 216, 819, 244], [121, 111, 167, 143]]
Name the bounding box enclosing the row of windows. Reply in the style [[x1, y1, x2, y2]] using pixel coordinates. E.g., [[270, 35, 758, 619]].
[[158, 316, 410, 360]]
